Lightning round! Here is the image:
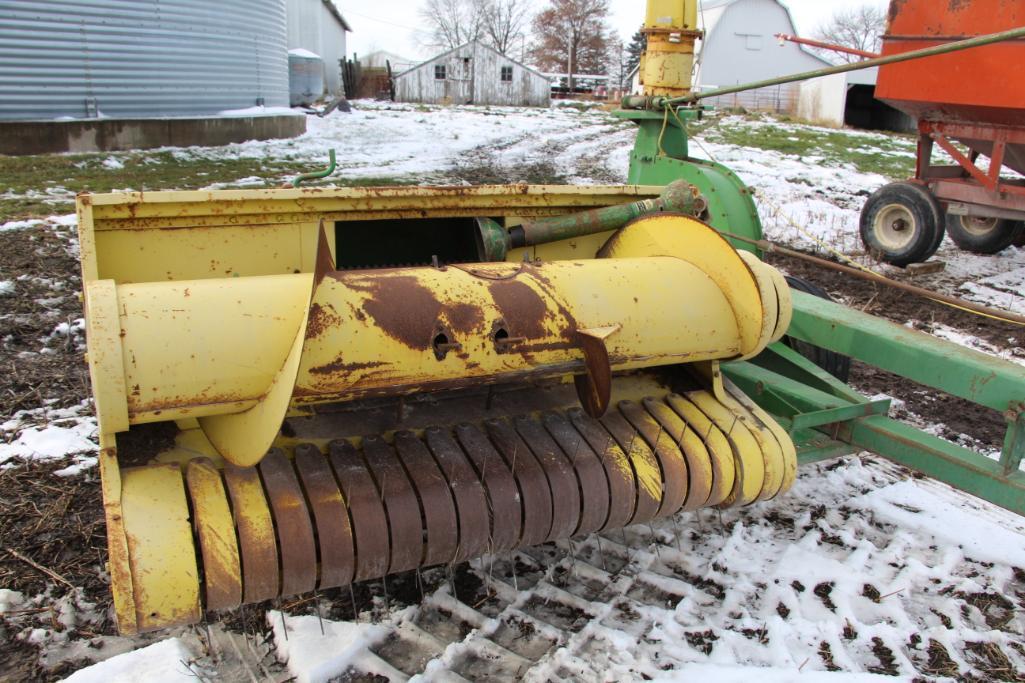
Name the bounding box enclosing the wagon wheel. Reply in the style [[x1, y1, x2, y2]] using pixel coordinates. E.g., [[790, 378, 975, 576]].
[[944, 213, 1025, 254], [859, 182, 943, 267]]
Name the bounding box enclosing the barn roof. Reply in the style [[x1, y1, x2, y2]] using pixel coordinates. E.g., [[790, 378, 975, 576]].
[[699, 0, 829, 66], [322, 0, 351, 32], [394, 40, 549, 81]]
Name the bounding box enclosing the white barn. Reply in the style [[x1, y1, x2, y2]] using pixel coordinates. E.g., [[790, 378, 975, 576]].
[[695, 0, 830, 113], [286, 0, 350, 95], [394, 41, 550, 107]]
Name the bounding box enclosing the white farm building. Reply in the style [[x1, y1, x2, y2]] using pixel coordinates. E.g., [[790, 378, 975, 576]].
[[394, 41, 550, 107]]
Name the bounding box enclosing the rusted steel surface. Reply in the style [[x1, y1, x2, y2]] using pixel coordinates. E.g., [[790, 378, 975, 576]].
[[568, 408, 637, 530], [454, 423, 522, 553], [513, 416, 582, 542], [666, 393, 735, 507], [484, 418, 555, 548], [294, 444, 355, 588], [184, 458, 242, 611], [877, 0, 1025, 125], [542, 411, 610, 536], [223, 463, 279, 603], [259, 449, 318, 597], [393, 431, 459, 567], [619, 400, 688, 517], [600, 410, 663, 524], [328, 439, 391, 581], [574, 328, 614, 418], [424, 427, 491, 563], [361, 436, 424, 573]]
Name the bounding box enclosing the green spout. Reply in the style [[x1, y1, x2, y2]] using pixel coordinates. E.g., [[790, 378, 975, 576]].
[[292, 149, 337, 188]]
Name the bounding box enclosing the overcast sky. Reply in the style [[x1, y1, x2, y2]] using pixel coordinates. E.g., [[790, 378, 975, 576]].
[[338, 0, 890, 61]]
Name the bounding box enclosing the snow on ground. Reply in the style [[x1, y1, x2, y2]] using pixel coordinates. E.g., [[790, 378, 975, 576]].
[[5, 103, 1025, 681]]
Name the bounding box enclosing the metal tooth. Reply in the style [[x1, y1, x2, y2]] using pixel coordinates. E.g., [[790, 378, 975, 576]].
[[393, 431, 459, 567], [360, 435, 423, 575], [618, 400, 689, 518], [223, 462, 279, 603], [641, 397, 714, 511], [542, 411, 610, 537], [485, 418, 555, 548], [683, 390, 764, 508], [512, 415, 581, 541], [327, 439, 390, 581], [293, 444, 355, 589], [567, 408, 636, 531], [259, 448, 317, 597], [454, 423, 522, 554], [599, 409, 663, 525], [185, 457, 242, 612], [423, 427, 490, 564], [665, 393, 735, 507]]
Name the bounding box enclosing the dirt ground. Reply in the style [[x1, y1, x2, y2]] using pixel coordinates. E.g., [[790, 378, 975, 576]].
[[0, 215, 1022, 681]]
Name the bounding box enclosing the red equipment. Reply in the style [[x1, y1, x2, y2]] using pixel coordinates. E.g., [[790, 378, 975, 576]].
[[860, 0, 1025, 265]]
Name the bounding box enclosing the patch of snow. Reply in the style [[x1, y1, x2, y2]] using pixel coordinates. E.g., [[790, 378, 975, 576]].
[[0, 280, 14, 296], [101, 156, 124, 170], [62, 638, 202, 683], [0, 419, 97, 466], [0, 588, 25, 613], [659, 663, 901, 681], [269, 610, 389, 683], [217, 105, 305, 117]]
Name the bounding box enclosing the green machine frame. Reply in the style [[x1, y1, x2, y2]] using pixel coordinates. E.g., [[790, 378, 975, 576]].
[[618, 106, 1025, 516]]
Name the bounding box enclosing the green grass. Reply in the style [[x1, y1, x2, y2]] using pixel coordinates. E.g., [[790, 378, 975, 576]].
[[692, 112, 919, 180]]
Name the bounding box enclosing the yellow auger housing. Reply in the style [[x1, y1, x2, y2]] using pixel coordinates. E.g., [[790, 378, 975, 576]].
[[78, 185, 795, 634]]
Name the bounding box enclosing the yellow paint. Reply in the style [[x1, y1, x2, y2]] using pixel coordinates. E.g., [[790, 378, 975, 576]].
[[665, 394, 735, 506], [718, 390, 785, 501], [686, 389, 764, 506], [120, 464, 200, 631], [184, 459, 242, 609], [724, 378, 798, 494]]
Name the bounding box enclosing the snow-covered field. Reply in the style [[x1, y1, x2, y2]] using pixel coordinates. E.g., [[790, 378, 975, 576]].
[[2, 102, 1024, 682]]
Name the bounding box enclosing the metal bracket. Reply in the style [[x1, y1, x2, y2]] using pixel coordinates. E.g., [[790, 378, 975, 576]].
[[1001, 404, 1025, 475], [788, 398, 892, 435]]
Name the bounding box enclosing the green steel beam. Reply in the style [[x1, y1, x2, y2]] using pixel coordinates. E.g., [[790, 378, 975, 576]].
[[788, 290, 1025, 413]]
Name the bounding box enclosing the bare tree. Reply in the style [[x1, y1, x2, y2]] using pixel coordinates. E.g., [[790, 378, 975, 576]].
[[529, 0, 612, 90], [481, 0, 530, 56], [813, 5, 887, 63], [419, 0, 485, 51]]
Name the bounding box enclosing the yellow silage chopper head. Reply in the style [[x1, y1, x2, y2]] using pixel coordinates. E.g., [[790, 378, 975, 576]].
[[76, 179, 795, 634]]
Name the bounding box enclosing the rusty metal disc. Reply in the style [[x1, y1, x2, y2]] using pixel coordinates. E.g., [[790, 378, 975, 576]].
[[599, 409, 662, 525], [258, 448, 317, 597], [423, 427, 490, 564], [484, 418, 554, 548], [223, 462, 279, 603], [393, 431, 459, 567], [360, 435, 424, 574], [454, 423, 522, 554], [642, 397, 713, 511], [293, 444, 355, 589], [567, 408, 635, 531], [542, 411, 610, 537], [184, 458, 242, 612], [513, 416, 581, 541], [327, 439, 390, 581], [619, 400, 687, 518]]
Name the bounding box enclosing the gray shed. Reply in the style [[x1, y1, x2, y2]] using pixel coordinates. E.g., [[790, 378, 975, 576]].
[[696, 0, 830, 113], [394, 41, 550, 107], [285, 0, 350, 96]]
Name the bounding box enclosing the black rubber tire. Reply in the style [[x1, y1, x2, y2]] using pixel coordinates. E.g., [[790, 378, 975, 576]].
[[783, 275, 851, 384], [944, 213, 1025, 254], [859, 182, 943, 267]]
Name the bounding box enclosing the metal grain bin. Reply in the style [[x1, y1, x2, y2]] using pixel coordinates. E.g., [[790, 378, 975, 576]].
[[288, 48, 324, 106], [0, 0, 290, 120]]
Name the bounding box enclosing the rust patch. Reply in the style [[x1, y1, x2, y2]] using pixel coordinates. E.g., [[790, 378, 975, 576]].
[[445, 301, 484, 333], [487, 279, 550, 339], [346, 275, 444, 350], [306, 302, 343, 340], [308, 355, 388, 376]]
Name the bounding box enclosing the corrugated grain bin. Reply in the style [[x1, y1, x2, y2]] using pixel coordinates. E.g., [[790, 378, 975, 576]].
[[288, 48, 325, 106], [0, 0, 290, 120]]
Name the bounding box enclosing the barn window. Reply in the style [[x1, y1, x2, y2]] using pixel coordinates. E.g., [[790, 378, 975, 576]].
[[435, 64, 446, 80], [743, 34, 763, 50], [501, 66, 513, 82]]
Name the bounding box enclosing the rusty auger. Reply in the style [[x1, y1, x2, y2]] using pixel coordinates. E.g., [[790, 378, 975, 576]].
[[80, 183, 794, 634]]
